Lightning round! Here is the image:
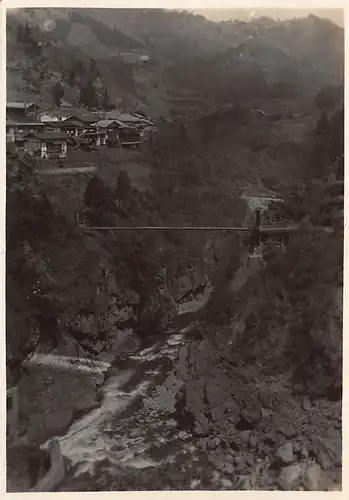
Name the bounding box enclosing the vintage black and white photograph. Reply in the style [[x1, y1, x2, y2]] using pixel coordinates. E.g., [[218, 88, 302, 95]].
[[5, 4, 344, 492]]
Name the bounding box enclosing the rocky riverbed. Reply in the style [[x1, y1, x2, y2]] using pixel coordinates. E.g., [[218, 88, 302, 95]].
[[55, 272, 341, 492]]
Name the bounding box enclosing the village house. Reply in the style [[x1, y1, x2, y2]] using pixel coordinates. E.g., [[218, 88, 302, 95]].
[[38, 107, 97, 127], [6, 117, 46, 143], [116, 113, 145, 128], [40, 121, 62, 133], [6, 101, 38, 118], [97, 119, 123, 133], [38, 108, 73, 123], [40, 120, 83, 137], [105, 111, 142, 128], [23, 132, 68, 159], [119, 128, 141, 149], [59, 119, 85, 137], [84, 128, 107, 147], [133, 113, 154, 126], [106, 132, 121, 148]]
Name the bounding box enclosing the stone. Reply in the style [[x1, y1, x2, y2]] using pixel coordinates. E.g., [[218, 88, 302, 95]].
[[311, 438, 335, 471], [247, 463, 264, 489], [194, 419, 209, 436], [245, 454, 254, 466], [260, 407, 268, 419], [273, 417, 297, 438], [240, 430, 251, 445], [18, 349, 99, 444], [300, 443, 309, 459], [221, 478, 233, 488], [278, 463, 302, 490], [130, 428, 142, 438], [275, 432, 287, 448], [111, 442, 127, 452], [259, 392, 274, 408], [293, 442, 301, 454], [237, 475, 251, 490], [178, 431, 188, 440], [211, 406, 225, 422], [303, 463, 322, 490], [221, 462, 234, 474], [275, 442, 294, 466], [241, 406, 261, 427], [235, 457, 248, 472], [166, 419, 178, 428], [208, 438, 219, 450], [302, 397, 311, 411], [264, 433, 277, 445], [248, 434, 258, 449], [198, 439, 208, 452], [93, 341, 104, 354]]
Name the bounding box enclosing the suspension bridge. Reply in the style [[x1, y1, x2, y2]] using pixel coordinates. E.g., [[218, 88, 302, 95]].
[[76, 210, 334, 249]]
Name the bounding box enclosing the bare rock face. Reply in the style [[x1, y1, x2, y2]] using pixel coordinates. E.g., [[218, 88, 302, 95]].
[[18, 336, 101, 445], [139, 286, 178, 333], [169, 265, 207, 303]]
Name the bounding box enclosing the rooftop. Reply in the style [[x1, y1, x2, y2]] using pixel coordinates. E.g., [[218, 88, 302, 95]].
[[40, 107, 97, 123], [7, 102, 34, 109], [105, 111, 142, 123], [97, 119, 121, 128], [25, 132, 68, 141], [59, 119, 84, 127], [117, 113, 142, 123], [60, 99, 73, 108], [6, 115, 46, 126]]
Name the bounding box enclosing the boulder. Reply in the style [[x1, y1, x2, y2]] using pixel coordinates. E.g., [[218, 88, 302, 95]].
[[178, 431, 188, 440], [275, 442, 295, 466], [311, 437, 339, 471], [18, 337, 100, 444], [93, 341, 104, 354], [272, 414, 298, 438], [278, 463, 302, 490], [302, 397, 312, 411], [302, 463, 322, 490], [210, 406, 225, 423], [240, 406, 262, 428], [240, 430, 251, 446]]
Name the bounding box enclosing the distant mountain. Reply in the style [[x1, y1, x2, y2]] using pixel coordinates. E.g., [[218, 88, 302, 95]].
[[6, 8, 344, 114], [165, 13, 343, 100], [194, 8, 344, 27]]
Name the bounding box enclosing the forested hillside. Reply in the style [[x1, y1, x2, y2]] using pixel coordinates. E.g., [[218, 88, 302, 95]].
[[7, 9, 344, 115]]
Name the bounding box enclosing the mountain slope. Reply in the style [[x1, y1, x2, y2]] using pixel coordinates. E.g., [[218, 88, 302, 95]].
[[6, 9, 344, 115]]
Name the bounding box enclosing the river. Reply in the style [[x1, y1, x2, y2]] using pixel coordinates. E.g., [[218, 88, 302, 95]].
[[51, 194, 272, 491]]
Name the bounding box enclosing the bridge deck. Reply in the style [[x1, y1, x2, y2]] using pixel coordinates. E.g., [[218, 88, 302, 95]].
[[78, 224, 333, 234], [80, 224, 301, 233]]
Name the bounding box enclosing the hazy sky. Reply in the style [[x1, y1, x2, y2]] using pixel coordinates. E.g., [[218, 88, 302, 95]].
[[194, 9, 344, 27]]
